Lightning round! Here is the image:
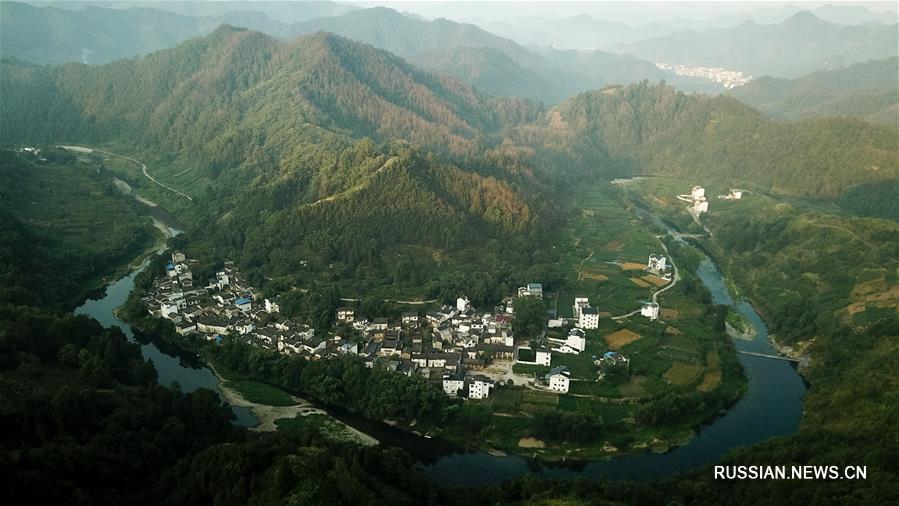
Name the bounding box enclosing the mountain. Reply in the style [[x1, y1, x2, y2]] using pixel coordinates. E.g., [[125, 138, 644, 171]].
[[1, 3, 671, 103], [512, 82, 898, 197], [489, 14, 675, 50], [623, 11, 899, 78], [0, 1, 221, 64], [283, 7, 543, 68], [0, 26, 538, 157], [26, 0, 355, 24], [407, 47, 572, 104], [731, 57, 899, 128], [283, 7, 676, 102], [0, 27, 547, 293]]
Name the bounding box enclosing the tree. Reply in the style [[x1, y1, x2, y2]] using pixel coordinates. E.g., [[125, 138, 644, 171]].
[[512, 296, 546, 338]]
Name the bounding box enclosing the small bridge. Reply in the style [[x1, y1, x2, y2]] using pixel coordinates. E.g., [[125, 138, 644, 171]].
[[737, 350, 799, 363]]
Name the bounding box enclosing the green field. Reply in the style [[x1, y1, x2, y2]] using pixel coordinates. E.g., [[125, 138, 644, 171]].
[[552, 185, 665, 316], [224, 380, 297, 406]]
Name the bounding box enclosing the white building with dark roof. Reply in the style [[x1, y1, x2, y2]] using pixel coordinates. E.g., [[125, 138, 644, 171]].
[[547, 366, 571, 394], [579, 306, 599, 329]]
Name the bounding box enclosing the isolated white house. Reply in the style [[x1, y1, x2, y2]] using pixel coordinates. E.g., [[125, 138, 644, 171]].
[[693, 200, 709, 214], [456, 296, 470, 312], [641, 302, 660, 321], [647, 254, 667, 274], [264, 298, 280, 313]]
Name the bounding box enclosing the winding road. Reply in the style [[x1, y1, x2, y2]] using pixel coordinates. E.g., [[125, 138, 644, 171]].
[[610, 236, 680, 321], [61, 145, 192, 201]]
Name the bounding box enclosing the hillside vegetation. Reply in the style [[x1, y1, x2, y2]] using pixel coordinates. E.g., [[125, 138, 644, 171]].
[[513, 82, 898, 197], [732, 57, 899, 128]]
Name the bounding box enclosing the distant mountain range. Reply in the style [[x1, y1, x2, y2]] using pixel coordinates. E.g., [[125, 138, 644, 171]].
[[623, 11, 898, 78], [0, 2, 672, 103], [732, 57, 899, 127], [8, 25, 896, 196], [2, 2, 897, 109], [469, 4, 897, 50]]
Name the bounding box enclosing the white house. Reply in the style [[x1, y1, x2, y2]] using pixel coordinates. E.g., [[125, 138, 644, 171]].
[[235, 297, 252, 312], [719, 189, 743, 200], [518, 283, 543, 298], [442, 374, 465, 396], [548, 328, 587, 354], [175, 321, 196, 336], [456, 296, 470, 312], [691, 186, 706, 201], [160, 302, 179, 318], [641, 302, 660, 321], [547, 366, 571, 394], [579, 306, 599, 330], [235, 322, 255, 335], [264, 298, 280, 313], [536, 348, 552, 366], [171, 251, 186, 264], [339, 341, 358, 355], [693, 200, 709, 214], [566, 328, 587, 352], [402, 313, 420, 325], [336, 308, 355, 322], [573, 297, 590, 318], [468, 375, 494, 399], [647, 254, 667, 274]]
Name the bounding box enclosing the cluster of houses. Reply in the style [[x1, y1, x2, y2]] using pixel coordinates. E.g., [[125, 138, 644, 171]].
[[146, 255, 637, 400], [144, 253, 320, 355], [145, 256, 537, 400]]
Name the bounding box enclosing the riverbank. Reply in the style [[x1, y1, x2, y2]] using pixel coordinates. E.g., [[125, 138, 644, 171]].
[[206, 363, 377, 445]]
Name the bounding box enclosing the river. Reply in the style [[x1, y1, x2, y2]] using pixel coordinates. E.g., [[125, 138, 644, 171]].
[[71, 202, 805, 487]]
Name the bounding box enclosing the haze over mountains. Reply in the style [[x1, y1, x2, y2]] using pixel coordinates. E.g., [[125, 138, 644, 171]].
[[732, 56, 899, 127], [622, 10, 898, 78], [4, 1, 896, 106]]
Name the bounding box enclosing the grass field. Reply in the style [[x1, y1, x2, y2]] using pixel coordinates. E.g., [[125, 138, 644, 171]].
[[552, 184, 667, 316], [663, 362, 703, 386]]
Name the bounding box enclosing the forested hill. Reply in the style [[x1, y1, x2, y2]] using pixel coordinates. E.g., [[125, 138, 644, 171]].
[[0, 3, 678, 104], [0, 1, 290, 65], [513, 82, 898, 198], [282, 7, 667, 103], [0, 25, 539, 160], [731, 57, 899, 128], [284, 7, 544, 68]]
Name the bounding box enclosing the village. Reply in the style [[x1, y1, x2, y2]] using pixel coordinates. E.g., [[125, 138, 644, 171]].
[[143, 248, 676, 403]]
